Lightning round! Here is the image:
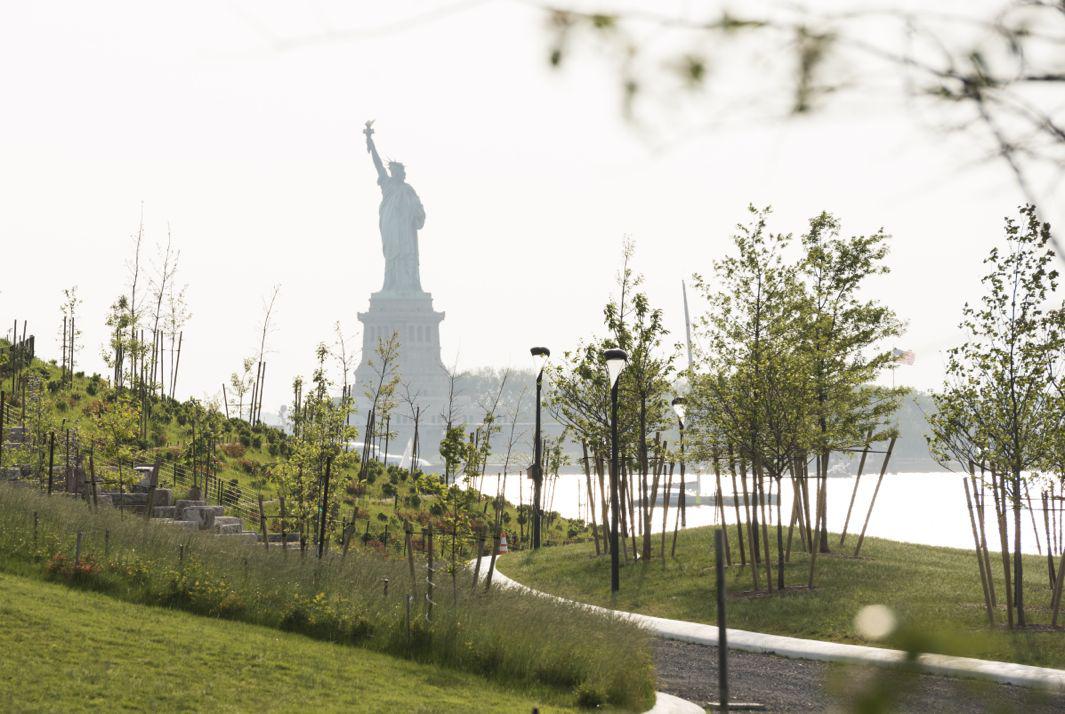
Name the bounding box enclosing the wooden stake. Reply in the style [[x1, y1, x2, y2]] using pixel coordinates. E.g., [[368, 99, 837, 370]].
[[1024, 481, 1041, 555], [853, 436, 897, 558], [484, 526, 501, 592], [89, 444, 98, 509], [425, 526, 434, 622], [405, 524, 418, 601], [471, 526, 485, 591], [258, 494, 269, 549], [839, 432, 872, 545], [279, 495, 288, 555], [172, 331, 183, 399]]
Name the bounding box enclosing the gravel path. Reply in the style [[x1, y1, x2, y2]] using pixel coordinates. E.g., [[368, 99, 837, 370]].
[[653, 638, 1065, 712]]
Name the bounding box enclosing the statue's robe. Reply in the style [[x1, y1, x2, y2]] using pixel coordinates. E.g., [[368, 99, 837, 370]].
[[378, 174, 426, 293]]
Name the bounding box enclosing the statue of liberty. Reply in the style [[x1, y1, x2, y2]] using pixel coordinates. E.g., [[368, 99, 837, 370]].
[[364, 121, 426, 294]]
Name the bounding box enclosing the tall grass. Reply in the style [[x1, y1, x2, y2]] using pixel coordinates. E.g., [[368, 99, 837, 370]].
[[0, 485, 654, 710]]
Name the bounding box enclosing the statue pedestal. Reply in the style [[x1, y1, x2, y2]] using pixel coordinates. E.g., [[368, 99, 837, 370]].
[[354, 290, 449, 458]]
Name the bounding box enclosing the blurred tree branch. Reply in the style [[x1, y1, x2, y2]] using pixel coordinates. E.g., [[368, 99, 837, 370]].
[[538, 1, 1065, 257]]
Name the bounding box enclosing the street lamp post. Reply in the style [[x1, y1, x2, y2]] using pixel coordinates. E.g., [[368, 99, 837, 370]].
[[604, 348, 628, 594], [672, 397, 687, 529], [531, 346, 550, 549]]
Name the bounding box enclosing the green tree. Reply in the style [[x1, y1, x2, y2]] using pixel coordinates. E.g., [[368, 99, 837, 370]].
[[87, 392, 142, 467], [362, 332, 401, 466], [692, 206, 806, 591], [797, 212, 903, 554], [605, 240, 675, 561], [273, 344, 359, 551], [549, 240, 672, 571], [929, 204, 1065, 628]]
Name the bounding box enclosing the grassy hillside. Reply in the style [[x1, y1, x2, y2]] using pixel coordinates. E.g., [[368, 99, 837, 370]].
[[0, 485, 655, 710], [0, 571, 580, 713], [0, 344, 590, 549], [498, 525, 1065, 669]]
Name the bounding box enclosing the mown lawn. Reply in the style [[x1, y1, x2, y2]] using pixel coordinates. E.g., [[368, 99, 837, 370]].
[[499, 526, 1065, 668], [0, 572, 581, 713]]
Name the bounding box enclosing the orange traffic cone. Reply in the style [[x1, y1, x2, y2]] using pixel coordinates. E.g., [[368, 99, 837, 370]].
[[498, 532, 509, 554]]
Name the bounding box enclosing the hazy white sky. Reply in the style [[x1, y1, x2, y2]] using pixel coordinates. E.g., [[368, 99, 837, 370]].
[[0, 1, 1050, 412]]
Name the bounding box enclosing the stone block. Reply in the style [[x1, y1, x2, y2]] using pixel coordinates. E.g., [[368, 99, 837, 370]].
[[4, 427, 30, 445], [110, 492, 148, 507], [174, 499, 207, 520], [152, 505, 176, 519], [182, 505, 224, 529], [149, 489, 174, 508]]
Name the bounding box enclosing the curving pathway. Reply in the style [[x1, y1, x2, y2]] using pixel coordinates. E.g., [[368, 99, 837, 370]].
[[489, 561, 1065, 694]]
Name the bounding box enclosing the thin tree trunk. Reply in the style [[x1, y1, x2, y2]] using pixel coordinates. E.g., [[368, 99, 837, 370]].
[[971, 463, 996, 607], [756, 461, 773, 592], [596, 451, 610, 556], [776, 476, 784, 590], [662, 461, 673, 561], [581, 443, 600, 556], [728, 446, 747, 567], [808, 454, 823, 588], [801, 455, 814, 551], [786, 479, 799, 562], [1051, 540, 1065, 626], [1014, 470, 1026, 627], [740, 459, 760, 591], [712, 450, 731, 565], [990, 468, 1015, 629], [1044, 491, 1057, 591], [741, 458, 759, 565], [964, 478, 995, 625]]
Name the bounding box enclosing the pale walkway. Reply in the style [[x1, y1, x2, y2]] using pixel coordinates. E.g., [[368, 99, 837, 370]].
[[490, 561, 1065, 693]]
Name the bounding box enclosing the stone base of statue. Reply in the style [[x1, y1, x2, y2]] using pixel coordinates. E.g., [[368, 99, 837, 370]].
[[353, 289, 449, 463]]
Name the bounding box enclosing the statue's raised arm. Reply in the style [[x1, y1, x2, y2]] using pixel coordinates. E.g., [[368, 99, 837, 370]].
[[364, 120, 387, 183]]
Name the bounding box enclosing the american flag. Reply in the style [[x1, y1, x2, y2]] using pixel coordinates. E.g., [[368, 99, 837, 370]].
[[892, 348, 916, 366]]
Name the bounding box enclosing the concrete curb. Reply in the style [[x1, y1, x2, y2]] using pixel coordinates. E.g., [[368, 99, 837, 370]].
[[489, 562, 1065, 693], [646, 691, 704, 713]]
